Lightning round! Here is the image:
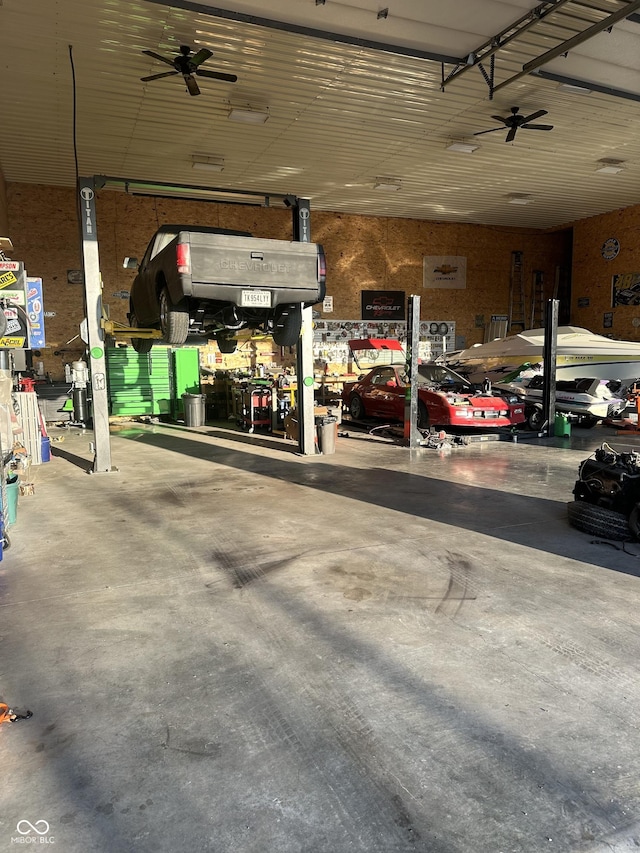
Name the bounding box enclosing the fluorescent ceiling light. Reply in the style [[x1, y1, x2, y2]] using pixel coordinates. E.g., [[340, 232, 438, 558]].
[[558, 82, 592, 94], [507, 193, 533, 205], [446, 141, 478, 154], [595, 158, 624, 175], [191, 155, 224, 172], [374, 177, 402, 191], [227, 105, 269, 124]]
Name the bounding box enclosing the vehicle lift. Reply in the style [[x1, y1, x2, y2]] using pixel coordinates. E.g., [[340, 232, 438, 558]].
[[77, 176, 317, 472]]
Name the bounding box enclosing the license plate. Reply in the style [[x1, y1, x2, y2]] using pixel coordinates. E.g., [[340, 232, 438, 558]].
[[484, 411, 498, 418], [241, 290, 271, 307]]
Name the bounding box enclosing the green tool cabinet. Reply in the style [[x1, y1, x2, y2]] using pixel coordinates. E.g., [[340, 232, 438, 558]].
[[106, 346, 201, 418]]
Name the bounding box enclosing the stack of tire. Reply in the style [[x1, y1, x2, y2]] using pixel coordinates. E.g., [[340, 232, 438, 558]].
[[567, 444, 640, 541], [567, 500, 633, 541]]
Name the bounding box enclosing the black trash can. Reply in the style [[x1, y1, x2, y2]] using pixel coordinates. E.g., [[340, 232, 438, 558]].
[[316, 415, 338, 455], [182, 393, 206, 427]]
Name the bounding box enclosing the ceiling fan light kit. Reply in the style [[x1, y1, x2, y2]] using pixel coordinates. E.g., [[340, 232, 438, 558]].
[[475, 106, 553, 142], [595, 158, 624, 175], [141, 44, 238, 97], [227, 105, 270, 124]]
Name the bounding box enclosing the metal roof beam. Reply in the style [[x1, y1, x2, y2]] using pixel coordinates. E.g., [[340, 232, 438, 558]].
[[143, 0, 461, 65], [494, 0, 640, 93], [442, 0, 573, 89], [533, 68, 640, 102]]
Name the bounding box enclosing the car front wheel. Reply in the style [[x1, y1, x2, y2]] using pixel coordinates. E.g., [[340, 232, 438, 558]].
[[527, 405, 545, 431], [159, 286, 189, 346], [349, 394, 365, 420]]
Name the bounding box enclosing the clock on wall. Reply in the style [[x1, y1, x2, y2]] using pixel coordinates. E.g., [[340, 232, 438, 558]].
[[601, 237, 620, 260]]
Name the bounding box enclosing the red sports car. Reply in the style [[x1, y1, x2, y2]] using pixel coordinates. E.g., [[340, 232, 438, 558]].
[[342, 362, 525, 430]]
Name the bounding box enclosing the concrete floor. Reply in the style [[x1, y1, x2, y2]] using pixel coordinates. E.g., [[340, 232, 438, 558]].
[[2, 418, 640, 853]]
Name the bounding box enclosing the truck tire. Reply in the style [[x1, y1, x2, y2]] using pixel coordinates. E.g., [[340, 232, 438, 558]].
[[129, 307, 153, 354], [273, 305, 302, 347], [159, 286, 189, 346], [567, 500, 632, 540]]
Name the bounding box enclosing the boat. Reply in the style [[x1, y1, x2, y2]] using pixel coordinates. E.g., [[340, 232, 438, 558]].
[[441, 326, 640, 385], [492, 364, 628, 429]]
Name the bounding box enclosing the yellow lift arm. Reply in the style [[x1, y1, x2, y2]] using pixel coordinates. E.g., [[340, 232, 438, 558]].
[[101, 319, 163, 340]]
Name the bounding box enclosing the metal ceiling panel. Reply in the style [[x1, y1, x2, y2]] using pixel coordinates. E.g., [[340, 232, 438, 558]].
[[1, 0, 640, 228]]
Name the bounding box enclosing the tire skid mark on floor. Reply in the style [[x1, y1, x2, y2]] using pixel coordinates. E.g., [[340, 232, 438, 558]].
[[406, 540, 640, 717], [206, 542, 428, 850], [223, 550, 581, 852], [220, 652, 421, 852], [209, 536, 634, 848]]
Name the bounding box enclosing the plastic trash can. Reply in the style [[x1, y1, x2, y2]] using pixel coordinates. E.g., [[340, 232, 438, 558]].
[[554, 412, 571, 437], [182, 393, 206, 427], [3, 475, 19, 527], [316, 415, 338, 455]]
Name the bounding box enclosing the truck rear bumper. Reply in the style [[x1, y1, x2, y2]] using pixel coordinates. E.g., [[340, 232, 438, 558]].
[[189, 282, 322, 307]]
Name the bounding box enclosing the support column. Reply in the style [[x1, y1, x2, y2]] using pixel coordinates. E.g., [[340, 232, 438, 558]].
[[292, 197, 316, 456], [404, 294, 421, 448], [542, 299, 559, 438], [78, 177, 115, 473]]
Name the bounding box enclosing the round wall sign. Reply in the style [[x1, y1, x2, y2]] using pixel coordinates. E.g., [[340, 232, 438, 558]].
[[601, 238, 620, 260]]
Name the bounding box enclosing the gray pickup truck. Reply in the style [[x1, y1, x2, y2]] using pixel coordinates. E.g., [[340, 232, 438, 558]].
[[126, 224, 326, 353]]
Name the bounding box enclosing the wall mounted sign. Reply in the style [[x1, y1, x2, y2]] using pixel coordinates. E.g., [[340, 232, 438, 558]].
[[67, 269, 84, 284], [611, 272, 640, 307], [603, 311, 614, 329], [26, 277, 46, 348], [423, 256, 467, 289], [601, 238, 620, 261], [577, 297, 590, 308], [0, 261, 30, 349], [312, 319, 455, 364], [361, 290, 405, 320]]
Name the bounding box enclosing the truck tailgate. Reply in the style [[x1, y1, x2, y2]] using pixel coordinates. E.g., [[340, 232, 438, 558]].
[[189, 233, 321, 292]]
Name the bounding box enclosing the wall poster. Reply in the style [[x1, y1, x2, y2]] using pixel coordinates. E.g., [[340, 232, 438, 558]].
[[423, 256, 467, 289], [611, 272, 640, 307], [361, 290, 406, 320]]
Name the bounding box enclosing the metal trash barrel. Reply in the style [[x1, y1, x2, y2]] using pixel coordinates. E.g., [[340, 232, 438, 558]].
[[316, 415, 338, 455], [182, 393, 206, 427]]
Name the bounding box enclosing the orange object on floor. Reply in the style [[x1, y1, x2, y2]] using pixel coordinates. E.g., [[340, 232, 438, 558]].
[[0, 703, 32, 724]]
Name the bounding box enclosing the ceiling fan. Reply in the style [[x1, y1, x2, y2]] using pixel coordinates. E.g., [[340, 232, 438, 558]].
[[141, 45, 238, 96], [474, 107, 554, 143]]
